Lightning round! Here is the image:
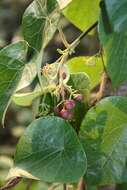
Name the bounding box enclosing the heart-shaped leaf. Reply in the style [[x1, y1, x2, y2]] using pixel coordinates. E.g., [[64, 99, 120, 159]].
[[63, 0, 100, 31], [0, 41, 28, 124], [80, 96, 127, 185], [12, 88, 42, 107], [57, 0, 72, 9], [22, 0, 60, 51], [67, 56, 104, 89], [13, 116, 87, 183], [105, 0, 127, 33], [16, 61, 37, 92], [99, 16, 127, 87], [68, 72, 90, 95]]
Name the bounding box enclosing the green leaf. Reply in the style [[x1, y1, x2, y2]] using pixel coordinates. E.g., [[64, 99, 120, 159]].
[[16, 61, 37, 91], [0, 41, 28, 124], [68, 72, 90, 96], [12, 87, 42, 107], [63, 0, 100, 31], [57, 0, 72, 9], [13, 180, 49, 190], [67, 56, 104, 89], [22, 0, 60, 51], [105, 0, 127, 33], [13, 76, 56, 107], [99, 0, 113, 34], [13, 116, 87, 183], [87, 186, 97, 190], [67, 73, 90, 129], [99, 17, 127, 87], [80, 96, 127, 185], [72, 101, 89, 133]]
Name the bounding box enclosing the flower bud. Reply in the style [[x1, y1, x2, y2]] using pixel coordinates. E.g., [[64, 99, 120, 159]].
[[74, 94, 84, 102], [64, 100, 75, 110]]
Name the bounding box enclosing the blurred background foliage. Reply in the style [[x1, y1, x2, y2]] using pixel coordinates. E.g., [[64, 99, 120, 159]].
[[0, 0, 100, 189]]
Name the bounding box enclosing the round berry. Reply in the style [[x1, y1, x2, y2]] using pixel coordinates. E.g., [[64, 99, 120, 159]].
[[74, 94, 84, 102], [64, 100, 75, 110], [60, 109, 69, 119], [60, 109, 73, 120]]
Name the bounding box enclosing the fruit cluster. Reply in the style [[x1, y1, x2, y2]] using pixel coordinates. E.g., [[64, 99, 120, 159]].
[[54, 93, 84, 120]]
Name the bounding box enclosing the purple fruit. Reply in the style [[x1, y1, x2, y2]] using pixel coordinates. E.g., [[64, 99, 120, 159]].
[[60, 109, 69, 119], [59, 109, 73, 120], [64, 100, 75, 110], [74, 94, 84, 102]]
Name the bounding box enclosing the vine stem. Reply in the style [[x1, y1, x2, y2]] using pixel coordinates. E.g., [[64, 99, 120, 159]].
[[58, 26, 70, 48], [57, 21, 98, 102], [25, 180, 33, 190], [57, 21, 98, 58], [69, 21, 98, 51], [91, 71, 108, 106], [48, 183, 61, 190], [0, 21, 98, 190], [77, 177, 86, 190], [63, 183, 67, 190]]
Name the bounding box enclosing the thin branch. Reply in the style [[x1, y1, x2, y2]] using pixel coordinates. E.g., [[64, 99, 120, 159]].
[[77, 178, 86, 190], [97, 72, 108, 99], [100, 48, 107, 72], [48, 183, 61, 190], [63, 184, 67, 190], [58, 27, 70, 48], [91, 72, 108, 105], [57, 21, 98, 57], [25, 180, 33, 190], [78, 21, 98, 40], [0, 177, 21, 190], [72, 21, 98, 48]]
